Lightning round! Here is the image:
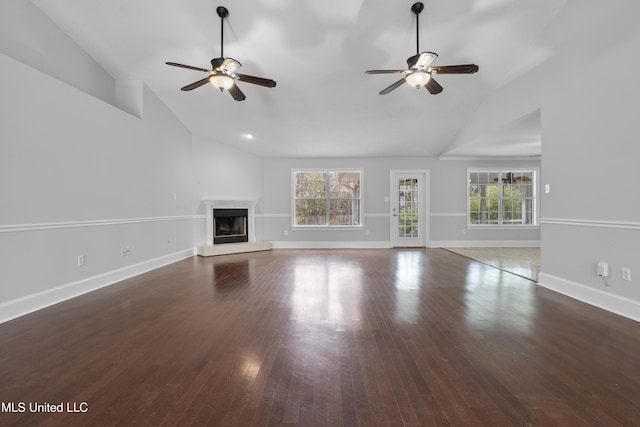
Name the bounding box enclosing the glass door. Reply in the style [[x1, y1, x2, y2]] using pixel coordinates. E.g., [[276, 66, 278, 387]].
[[390, 171, 428, 247]]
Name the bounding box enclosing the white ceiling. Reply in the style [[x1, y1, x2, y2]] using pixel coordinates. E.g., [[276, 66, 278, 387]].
[[32, 0, 566, 158]]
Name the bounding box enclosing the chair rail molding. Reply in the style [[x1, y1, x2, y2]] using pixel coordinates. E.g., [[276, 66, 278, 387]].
[[540, 218, 640, 230], [0, 215, 194, 234]]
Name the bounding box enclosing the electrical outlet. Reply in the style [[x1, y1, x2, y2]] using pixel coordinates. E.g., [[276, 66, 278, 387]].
[[121, 247, 126, 257], [622, 268, 631, 281], [597, 261, 608, 278], [77, 255, 85, 267]]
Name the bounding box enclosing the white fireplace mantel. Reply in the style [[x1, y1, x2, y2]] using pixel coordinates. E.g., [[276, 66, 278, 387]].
[[203, 200, 258, 246]]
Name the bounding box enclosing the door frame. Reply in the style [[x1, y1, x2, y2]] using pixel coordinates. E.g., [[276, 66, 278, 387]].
[[389, 169, 430, 247]]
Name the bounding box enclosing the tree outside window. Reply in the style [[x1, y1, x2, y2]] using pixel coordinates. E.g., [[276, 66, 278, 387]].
[[468, 170, 537, 226], [294, 170, 361, 227]]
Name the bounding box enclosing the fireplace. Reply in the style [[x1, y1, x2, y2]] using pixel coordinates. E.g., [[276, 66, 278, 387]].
[[199, 200, 270, 256], [213, 209, 249, 244]]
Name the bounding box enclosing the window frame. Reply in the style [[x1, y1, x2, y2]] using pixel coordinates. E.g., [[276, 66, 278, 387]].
[[291, 168, 364, 229], [466, 168, 539, 228]]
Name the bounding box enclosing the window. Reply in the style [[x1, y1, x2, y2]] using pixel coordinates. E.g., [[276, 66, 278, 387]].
[[293, 170, 362, 227], [468, 169, 537, 226]]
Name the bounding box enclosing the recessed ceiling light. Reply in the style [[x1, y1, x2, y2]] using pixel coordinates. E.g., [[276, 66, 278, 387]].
[[244, 133, 254, 140]]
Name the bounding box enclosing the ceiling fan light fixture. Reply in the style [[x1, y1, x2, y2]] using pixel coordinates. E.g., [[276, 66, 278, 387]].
[[209, 73, 234, 91], [405, 70, 431, 88], [364, 2, 477, 96]]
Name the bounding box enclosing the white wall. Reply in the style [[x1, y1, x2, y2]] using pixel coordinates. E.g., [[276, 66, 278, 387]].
[[191, 135, 265, 246], [262, 157, 540, 247], [453, 0, 640, 320], [537, 6, 640, 320], [0, 0, 115, 105], [0, 1, 268, 322], [0, 55, 194, 322]]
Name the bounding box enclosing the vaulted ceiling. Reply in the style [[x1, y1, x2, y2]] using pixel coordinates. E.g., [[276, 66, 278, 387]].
[[32, 0, 569, 158]]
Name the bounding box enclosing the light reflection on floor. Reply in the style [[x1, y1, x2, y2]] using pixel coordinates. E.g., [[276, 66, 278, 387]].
[[393, 250, 424, 324], [292, 256, 363, 328], [463, 262, 537, 332], [234, 248, 541, 392], [288, 249, 538, 333]]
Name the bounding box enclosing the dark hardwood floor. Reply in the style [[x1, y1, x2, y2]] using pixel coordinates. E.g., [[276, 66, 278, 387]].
[[0, 249, 638, 426]]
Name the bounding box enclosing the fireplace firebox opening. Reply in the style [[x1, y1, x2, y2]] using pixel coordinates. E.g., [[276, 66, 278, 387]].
[[213, 209, 249, 244]]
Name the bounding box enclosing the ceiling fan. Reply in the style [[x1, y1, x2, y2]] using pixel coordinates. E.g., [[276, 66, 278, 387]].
[[493, 172, 532, 184], [166, 6, 276, 101], [365, 2, 479, 95]]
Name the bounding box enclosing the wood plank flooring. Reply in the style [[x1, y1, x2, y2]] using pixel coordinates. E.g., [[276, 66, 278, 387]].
[[0, 249, 638, 426], [445, 247, 539, 282]]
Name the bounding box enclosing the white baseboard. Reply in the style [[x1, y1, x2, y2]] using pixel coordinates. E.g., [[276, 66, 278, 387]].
[[537, 272, 640, 323], [429, 240, 540, 248], [271, 241, 392, 249], [271, 241, 541, 249], [0, 248, 195, 324]]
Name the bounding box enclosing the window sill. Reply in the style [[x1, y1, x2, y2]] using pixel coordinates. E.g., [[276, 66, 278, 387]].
[[466, 225, 540, 230], [291, 225, 364, 231]]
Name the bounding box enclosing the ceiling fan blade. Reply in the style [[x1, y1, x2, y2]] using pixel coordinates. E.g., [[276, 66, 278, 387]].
[[365, 70, 405, 74], [379, 78, 406, 95], [180, 77, 211, 91], [237, 74, 277, 88], [166, 62, 211, 73], [429, 64, 479, 74], [228, 84, 246, 101], [425, 77, 443, 95]]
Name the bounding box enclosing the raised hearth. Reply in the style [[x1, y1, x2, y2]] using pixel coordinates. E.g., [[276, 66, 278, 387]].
[[197, 241, 272, 257]]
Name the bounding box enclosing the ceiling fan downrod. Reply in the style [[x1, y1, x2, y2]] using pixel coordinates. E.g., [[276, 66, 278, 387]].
[[216, 6, 228, 59], [412, 2, 424, 54]]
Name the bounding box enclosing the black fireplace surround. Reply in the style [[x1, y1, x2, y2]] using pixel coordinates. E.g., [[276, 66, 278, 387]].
[[213, 208, 249, 244]]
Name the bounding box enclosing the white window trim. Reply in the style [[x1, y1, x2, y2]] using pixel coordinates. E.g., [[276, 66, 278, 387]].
[[291, 168, 364, 229], [466, 167, 540, 228]]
